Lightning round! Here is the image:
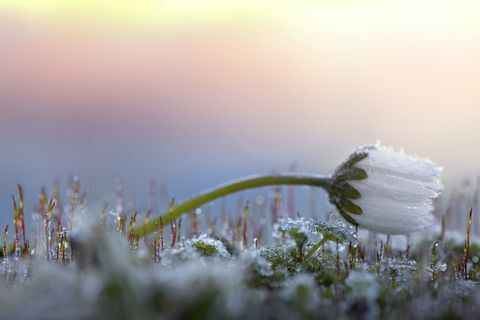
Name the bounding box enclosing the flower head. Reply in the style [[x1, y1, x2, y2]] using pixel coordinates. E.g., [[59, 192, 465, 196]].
[[329, 143, 442, 234]]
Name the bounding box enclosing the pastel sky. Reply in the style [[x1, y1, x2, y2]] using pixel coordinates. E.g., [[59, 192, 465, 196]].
[[0, 1, 480, 217]]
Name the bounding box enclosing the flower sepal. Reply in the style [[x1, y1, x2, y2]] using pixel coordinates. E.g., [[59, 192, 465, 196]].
[[327, 149, 371, 225]]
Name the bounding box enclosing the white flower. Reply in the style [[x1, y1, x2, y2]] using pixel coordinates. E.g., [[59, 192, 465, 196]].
[[330, 143, 442, 234]]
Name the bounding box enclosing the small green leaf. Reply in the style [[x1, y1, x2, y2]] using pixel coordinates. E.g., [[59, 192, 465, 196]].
[[334, 167, 368, 182], [338, 208, 358, 226], [334, 151, 369, 174], [339, 198, 363, 215], [337, 183, 361, 200], [192, 242, 218, 255], [331, 199, 359, 226], [344, 151, 368, 168]]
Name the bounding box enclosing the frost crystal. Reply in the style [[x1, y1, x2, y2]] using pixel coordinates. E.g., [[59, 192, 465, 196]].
[[159, 233, 230, 267], [274, 216, 357, 245], [333, 143, 443, 234], [273, 217, 322, 238], [380, 257, 417, 283], [189, 233, 230, 258]]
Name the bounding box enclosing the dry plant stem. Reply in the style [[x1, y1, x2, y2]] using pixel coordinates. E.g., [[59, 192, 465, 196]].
[[159, 217, 164, 251], [133, 174, 331, 237], [18, 185, 26, 247], [177, 218, 182, 244], [12, 197, 19, 255], [431, 241, 439, 281], [464, 208, 473, 279], [45, 200, 56, 261], [3, 225, 8, 258], [243, 202, 249, 249]]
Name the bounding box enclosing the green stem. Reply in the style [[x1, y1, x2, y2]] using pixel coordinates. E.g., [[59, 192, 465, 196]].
[[133, 174, 331, 237], [304, 236, 332, 260]]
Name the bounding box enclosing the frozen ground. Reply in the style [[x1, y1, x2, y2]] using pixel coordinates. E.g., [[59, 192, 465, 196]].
[[0, 178, 480, 320]]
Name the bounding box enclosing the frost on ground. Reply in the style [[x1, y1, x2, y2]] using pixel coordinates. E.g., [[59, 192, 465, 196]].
[[0, 178, 480, 320]]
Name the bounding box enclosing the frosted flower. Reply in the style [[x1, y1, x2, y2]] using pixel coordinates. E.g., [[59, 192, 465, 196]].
[[329, 143, 442, 234], [133, 142, 443, 238]]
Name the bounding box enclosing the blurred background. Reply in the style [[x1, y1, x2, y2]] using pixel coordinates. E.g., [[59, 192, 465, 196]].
[[0, 1, 479, 226]]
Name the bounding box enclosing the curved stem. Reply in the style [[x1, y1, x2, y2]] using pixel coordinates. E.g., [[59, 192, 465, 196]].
[[133, 173, 331, 237]]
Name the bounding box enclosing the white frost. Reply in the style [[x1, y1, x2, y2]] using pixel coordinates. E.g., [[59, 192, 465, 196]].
[[349, 143, 442, 234]]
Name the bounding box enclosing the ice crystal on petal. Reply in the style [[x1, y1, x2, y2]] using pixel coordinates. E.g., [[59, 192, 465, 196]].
[[333, 143, 443, 234]]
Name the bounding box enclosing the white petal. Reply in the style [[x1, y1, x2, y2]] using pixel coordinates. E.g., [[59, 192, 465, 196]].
[[344, 143, 442, 234]]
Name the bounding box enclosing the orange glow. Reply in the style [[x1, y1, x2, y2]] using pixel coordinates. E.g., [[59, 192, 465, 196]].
[[0, 1, 480, 180]]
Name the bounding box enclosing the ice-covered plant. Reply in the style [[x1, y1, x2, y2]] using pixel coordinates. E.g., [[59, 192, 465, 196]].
[[134, 143, 442, 236], [189, 234, 230, 258], [254, 216, 357, 275], [272, 216, 356, 262], [331, 144, 442, 234]]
